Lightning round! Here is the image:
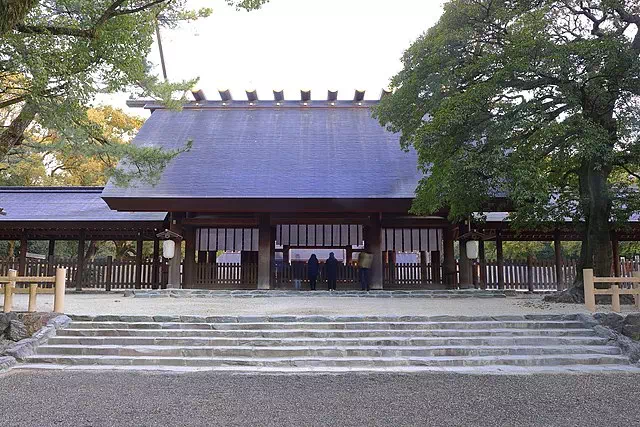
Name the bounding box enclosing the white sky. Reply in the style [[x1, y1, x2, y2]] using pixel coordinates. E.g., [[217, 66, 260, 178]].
[[102, 0, 444, 113]]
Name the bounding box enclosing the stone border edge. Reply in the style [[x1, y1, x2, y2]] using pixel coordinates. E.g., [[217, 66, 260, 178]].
[[1, 314, 72, 371], [575, 313, 640, 365], [68, 313, 581, 323]]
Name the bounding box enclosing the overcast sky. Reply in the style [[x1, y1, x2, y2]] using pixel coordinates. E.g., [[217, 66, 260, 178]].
[[102, 0, 444, 113]]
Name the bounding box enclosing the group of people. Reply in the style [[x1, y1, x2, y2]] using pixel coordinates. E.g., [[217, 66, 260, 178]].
[[291, 251, 373, 291]]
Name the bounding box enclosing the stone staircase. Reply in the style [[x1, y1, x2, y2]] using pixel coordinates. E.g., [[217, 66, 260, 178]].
[[16, 315, 638, 373]]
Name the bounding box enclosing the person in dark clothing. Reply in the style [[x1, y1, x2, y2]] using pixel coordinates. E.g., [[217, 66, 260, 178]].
[[325, 252, 338, 291], [307, 254, 319, 291]]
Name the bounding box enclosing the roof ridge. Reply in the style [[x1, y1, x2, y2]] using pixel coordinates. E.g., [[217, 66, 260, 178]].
[[0, 186, 104, 192]]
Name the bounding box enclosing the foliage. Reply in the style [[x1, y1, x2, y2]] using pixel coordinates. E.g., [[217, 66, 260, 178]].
[[375, 0, 640, 284], [0, 106, 147, 185], [0, 0, 265, 185]]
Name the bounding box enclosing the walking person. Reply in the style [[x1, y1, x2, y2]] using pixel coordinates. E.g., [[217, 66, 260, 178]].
[[325, 252, 338, 291], [358, 251, 373, 291], [307, 254, 319, 291]]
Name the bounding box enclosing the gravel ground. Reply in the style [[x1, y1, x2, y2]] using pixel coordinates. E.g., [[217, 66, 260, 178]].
[[2, 292, 636, 316], [0, 370, 638, 426]]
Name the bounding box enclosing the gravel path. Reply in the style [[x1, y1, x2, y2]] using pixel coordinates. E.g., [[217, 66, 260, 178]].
[[0, 370, 638, 426], [3, 292, 635, 316]]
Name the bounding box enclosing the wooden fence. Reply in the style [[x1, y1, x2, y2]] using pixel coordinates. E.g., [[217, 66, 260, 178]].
[[4, 256, 639, 291], [194, 263, 257, 289], [275, 263, 359, 288], [0, 257, 166, 290], [481, 259, 578, 291]]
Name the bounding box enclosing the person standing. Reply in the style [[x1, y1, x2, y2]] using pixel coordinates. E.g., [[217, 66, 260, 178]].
[[325, 252, 338, 291], [307, 254, 319, 291], [358, 251, 373, 291]]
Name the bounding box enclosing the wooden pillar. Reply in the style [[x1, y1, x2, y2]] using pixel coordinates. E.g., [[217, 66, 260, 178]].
[[612, 230, 620, 277], [553, 230, 563, 290], [388, 250, 396, 286], [496, 229, 505, 290], [167, 213, 183, 289], [478, 240, 486, 289], [76, 229, 86, 291], [135, 232, 143, 289], [282, 245, 290, 264], [527, 254, 534, 293], [420, 251, 428, 285], [458, 223, 472, 289], [152, 236, 160, 290], [46, 239, 56, 277], [48, 239, 55, 258], [257, 214, 273, 290], [105, 256, 113, 292], [18, 232, 27, 276], [430, 250, 441, 284], [366, 213, 383, 290], [346, 246, 353, 264], [442, 226, 456, 288], [183, 227, 196, 289]]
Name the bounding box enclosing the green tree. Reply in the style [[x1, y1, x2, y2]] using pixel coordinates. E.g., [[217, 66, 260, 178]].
[[375, 0, 640, 298], [0, 0, 268, 184]]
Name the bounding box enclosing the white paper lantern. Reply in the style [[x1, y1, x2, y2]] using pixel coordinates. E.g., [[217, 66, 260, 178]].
[[466, 240, 479, 259], [163, 239, 176, 259]]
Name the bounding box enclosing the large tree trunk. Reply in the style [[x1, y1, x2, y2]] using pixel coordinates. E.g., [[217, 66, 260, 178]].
[[546, 160, 612, 303], [0, 102, 36, 160], [586, 163, 613, 278], [0, 0, 39, 35]]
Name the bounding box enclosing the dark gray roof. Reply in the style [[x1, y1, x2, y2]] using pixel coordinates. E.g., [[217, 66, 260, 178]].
[[0, 187, 167, 222], [102, 105, 422, 199]]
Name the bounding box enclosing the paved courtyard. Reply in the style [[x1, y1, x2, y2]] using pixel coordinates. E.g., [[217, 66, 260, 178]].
[[0, 370, 638, 427], [4, 292, 636, 316]]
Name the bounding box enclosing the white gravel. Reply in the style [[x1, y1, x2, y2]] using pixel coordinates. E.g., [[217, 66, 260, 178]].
[[3, 292, 638, 316]]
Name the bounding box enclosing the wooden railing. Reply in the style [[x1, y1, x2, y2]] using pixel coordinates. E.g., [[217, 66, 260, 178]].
[[276, 263, 359, 286], [583, 268, 640, 313], [0, 257, 165, 290], [481, 259, 578, 291], [194, 263, 257, 289], [1, 268, 66, 313]]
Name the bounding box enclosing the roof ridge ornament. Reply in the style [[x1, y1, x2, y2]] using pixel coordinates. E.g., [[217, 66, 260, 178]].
[[218, 89, 232, 102]]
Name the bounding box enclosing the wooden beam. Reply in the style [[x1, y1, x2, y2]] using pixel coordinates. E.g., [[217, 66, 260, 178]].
[[458, 223, 471, 288], [183, 227, 196, 289], [365, 214, 383, 290], [612, 230, 620, 277], [18, 232, 27, 276], [257, 214, 273, 290], [496, 229, 505, 290], [135, 232, 143, 289], [554, 230, 563, 290], [76, 229, 86, 291], [167, 213, 183, 288], [152, 237, 160, 290], [478, 240, 486, 290], [442, 227, 456, 288]]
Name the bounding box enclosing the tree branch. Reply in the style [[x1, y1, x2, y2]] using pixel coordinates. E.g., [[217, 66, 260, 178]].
[[0, 95, 25, 109], [14, 23, 93, 38]]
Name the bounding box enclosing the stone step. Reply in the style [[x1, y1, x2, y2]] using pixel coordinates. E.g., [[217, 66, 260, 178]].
[[66, 320, 588, 331], [35, 344, 621, 358], [15, 363, 640, 374], [24, 353, 630, 368], [56, 328, 598, 338], [46, 335, 608, 347]]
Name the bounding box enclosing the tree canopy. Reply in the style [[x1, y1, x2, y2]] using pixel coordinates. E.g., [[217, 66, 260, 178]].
[[375, 0, 640, 289], [0, 0, 267, 185]]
